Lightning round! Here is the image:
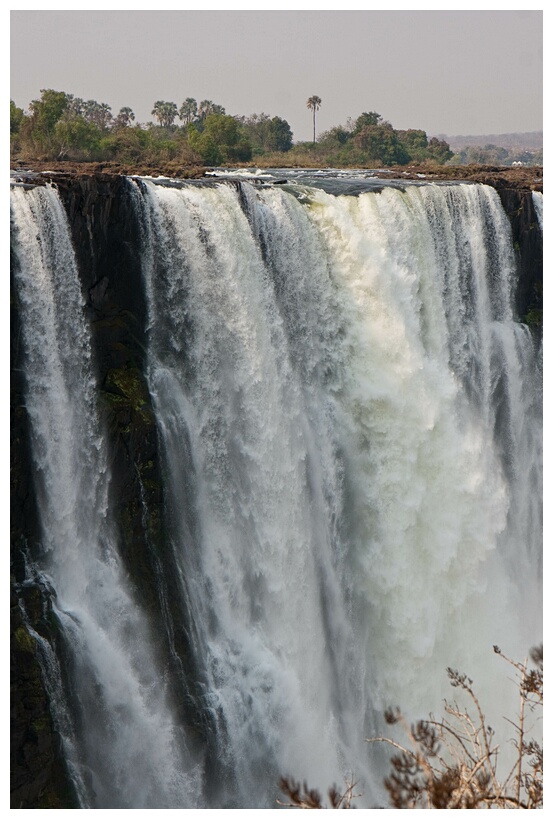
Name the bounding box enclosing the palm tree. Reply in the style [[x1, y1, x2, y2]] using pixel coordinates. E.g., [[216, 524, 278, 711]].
[[179, 98, 198, 126], [197, 100, 226, 122], [67, 96, 85, 117], [151, 101, 178, 128], [198, 100, 215, 121], [114, 107, 135, 128], [151, 100, 164, 125], [306, 95, 322, 144], [83, 100, 113, 130]]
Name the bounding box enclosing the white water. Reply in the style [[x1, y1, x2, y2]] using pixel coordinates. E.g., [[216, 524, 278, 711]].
[[137, 178, 542, 805], [533, 190, 543, 230], [303, 184, 542, 714], [11, 185, 201, 808], [138, 180, 364, 805], [12, 178, 542, 808]]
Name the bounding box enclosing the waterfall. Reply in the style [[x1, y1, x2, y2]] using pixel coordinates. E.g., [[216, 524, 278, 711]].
[[11, 177, 542, 808], [299, 183, 542, 716], [138, 180, 366, 805], [11, 185, 201, 808], [533, 190, 543, 229]]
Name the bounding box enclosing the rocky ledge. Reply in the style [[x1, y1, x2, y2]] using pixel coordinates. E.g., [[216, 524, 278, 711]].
[[10, 159, 543, 192], [373, 163, 542, 192]]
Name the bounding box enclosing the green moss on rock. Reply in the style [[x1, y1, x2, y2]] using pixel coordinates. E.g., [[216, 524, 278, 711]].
[[524, 308, 542, 329], [14, 625, 36, 654], [104, 365, 150, 413]]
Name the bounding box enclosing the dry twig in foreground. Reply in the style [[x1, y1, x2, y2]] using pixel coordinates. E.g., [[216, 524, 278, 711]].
[[366, 645, 543, 808]]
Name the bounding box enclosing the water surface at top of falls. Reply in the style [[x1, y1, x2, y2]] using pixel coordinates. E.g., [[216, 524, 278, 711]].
[[143, 166, 464, 197]]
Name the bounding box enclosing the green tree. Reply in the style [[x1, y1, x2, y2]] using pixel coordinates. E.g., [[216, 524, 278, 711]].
[[66, 96, 86, 117], [306, 95, 322, 144], [83, 100, 112, 130], [198, 100, 226, 122], [10, 100, 26, 155], [54, 116, 102, 159], [187, 131, 223, 165], [10, 100, 25, 134], [203, 113, 240, 144], [426, 136, 454, 164], [151, 100, 179, 128], [99, 125, 154, 162], [396, 128, 429, 162], [22, 89, 70, 155], [353, 111, 383, 132], [396, 129, 454, 164], [179, 98, 198, 125], [266, 116, 293, 152], [318, 125, 350, 149], [28, 89, 69, 134], [236, 113, 270, 153], [188, 113, 251, 164], [113, 107, 136, 129], [353, 122, 410, 166], [239, 113, 293, 153]]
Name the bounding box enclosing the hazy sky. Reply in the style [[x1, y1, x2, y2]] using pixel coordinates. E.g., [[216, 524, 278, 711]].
[[10, 9, 543, 141]]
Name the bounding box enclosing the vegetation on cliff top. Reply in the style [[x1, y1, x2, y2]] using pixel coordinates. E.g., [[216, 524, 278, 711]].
[[11, 90, 460, 169]]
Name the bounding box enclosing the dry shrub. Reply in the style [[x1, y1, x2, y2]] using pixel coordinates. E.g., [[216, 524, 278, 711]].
[[279, 646, 542, 809]]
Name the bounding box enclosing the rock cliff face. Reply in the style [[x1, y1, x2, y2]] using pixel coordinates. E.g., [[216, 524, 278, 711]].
[[9, 173, 543, 808], [496, 187, 542, 324]]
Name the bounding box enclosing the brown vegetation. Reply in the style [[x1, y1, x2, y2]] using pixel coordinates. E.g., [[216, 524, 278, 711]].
[[278, 646, 543, 809]]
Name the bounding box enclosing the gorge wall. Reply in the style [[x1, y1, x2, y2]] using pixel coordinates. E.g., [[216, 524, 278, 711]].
[[10, 173, 543, 808]]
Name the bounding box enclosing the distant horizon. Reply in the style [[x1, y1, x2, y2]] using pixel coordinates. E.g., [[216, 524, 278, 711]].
[[438, 129, 542, 137], [10, 10, 542, 142], [436, 130, 542, 152]]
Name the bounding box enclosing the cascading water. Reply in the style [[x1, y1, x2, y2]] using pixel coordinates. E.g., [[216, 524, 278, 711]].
[[11, 175, 542, 808], [533, 190, 543, 230], [11, 185, 201, 808], [138, 180, 366, 805], [299, 183, 542, 718]]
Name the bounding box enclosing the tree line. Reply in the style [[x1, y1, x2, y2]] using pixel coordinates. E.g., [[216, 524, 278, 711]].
[[10, 89, 456, 168], [449, 143, 543, 166]]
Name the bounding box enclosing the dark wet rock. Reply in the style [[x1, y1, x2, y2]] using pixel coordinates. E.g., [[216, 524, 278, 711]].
[[10, 579, 79, 808]]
